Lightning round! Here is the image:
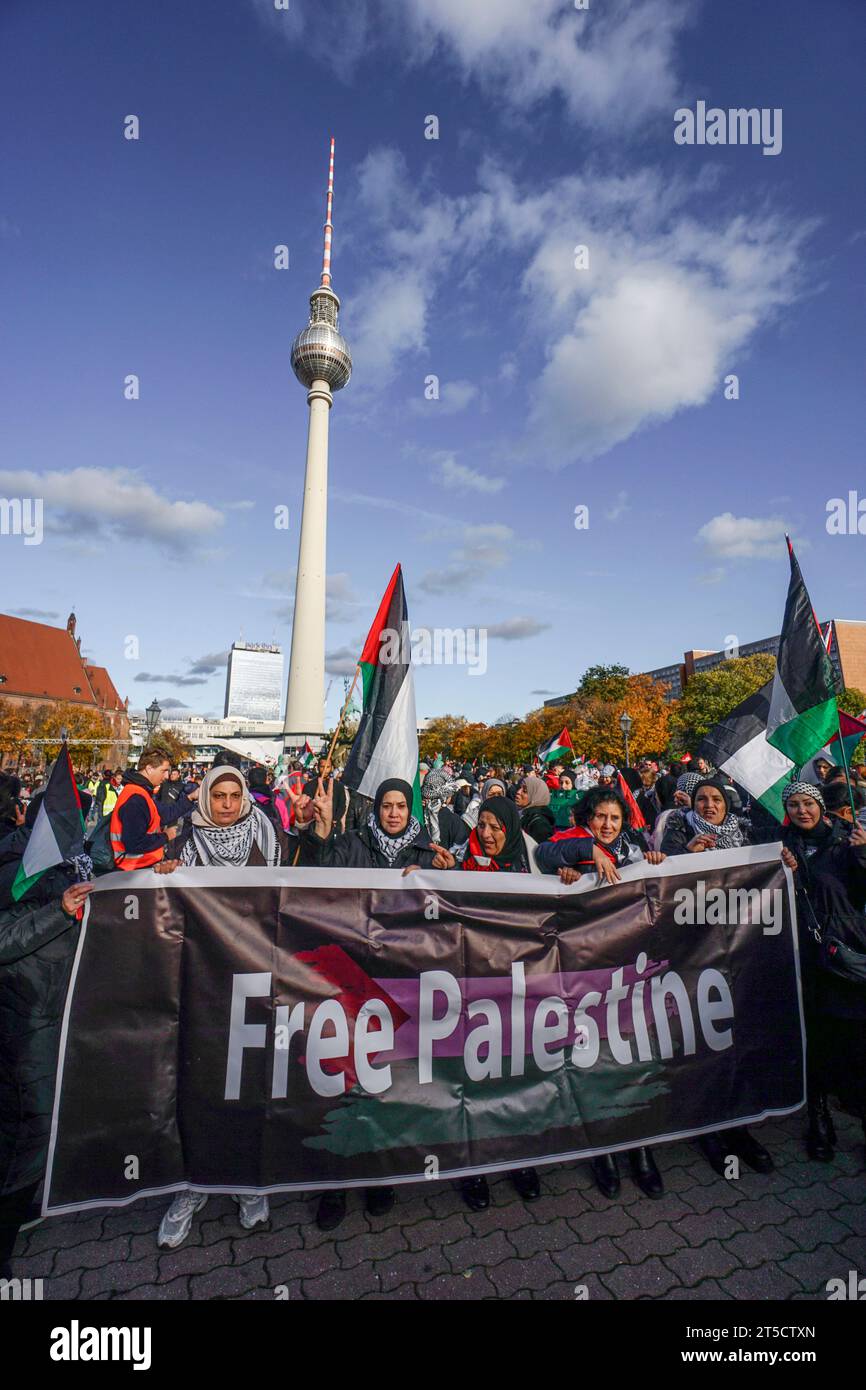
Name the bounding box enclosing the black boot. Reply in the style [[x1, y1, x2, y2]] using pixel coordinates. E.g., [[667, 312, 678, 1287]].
[[510, 1167, 541, 1202], [697, 1132, 728, 1177], [459, 1175, 490, 1212], [629, 1146, 664, 1199], [315, 1190, 347, 1232], [589, 1153, 620, 1200], [730, 1127, 774, 1174], [806, 1093, 836, 1162], [364, 1185, 395, 1217]]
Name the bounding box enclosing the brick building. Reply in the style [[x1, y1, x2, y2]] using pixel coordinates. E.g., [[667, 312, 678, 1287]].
[[543, 619, 866, 710], [0, 611, 129, 763]]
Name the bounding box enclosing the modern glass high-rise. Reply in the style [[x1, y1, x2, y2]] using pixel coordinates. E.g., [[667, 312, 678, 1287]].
[[224, 643, 283, 722]]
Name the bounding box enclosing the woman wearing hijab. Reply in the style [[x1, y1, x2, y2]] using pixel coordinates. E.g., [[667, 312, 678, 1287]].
[[659, 777, 749, 858], [462, 775, 506, 830], [308, 777, 453, 871], [156, 766, 287, 870], [307, 777, 454, 1230], [549, 772, 579, 830], [514, 775, 556, 845], [420, 769, 469, 852], [660, 777, 775, 1179], [152, 767, 287, 1248], [779, 781, 866, 1160], [650, 771, 702, 852], [456, 796, 541, 1208], [535, 786, 669, 1200]]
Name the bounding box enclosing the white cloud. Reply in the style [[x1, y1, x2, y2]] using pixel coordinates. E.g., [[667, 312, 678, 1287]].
[[188, 651, 229, 675], [605, 490, 630, 522], [418, 522, 514, 595], [253, 0, 687, 129], [696, 567, 727, 586], [0, 467, 223, 552], [485, 617, 551, 641], [325, 646, 359, 676], [431, 453, 504, 495], [696, 513, 790, 561], [410, 380, 479, 417], [342, 153, 814, 463]]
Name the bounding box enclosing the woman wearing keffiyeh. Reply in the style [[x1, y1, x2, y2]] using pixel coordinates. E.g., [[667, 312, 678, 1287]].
[[152, 765, 289, 1251]]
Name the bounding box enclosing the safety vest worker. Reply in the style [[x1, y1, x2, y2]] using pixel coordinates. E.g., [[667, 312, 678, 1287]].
[[110, 752, 196, 871]]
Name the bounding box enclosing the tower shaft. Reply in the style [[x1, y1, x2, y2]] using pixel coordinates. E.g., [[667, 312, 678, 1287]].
[[282, 381, 332, 739], [283, 138, 352, 751]]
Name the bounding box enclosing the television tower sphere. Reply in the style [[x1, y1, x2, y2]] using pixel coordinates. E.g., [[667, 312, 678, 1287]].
[[291, 286, 352, 391]]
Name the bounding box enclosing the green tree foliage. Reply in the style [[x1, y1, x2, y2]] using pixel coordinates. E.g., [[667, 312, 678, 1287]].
[[668, 653, 777, 752], [576, 664, 630, 703]]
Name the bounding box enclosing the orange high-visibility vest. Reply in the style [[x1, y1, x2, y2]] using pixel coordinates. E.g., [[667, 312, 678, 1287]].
[[110, 783, 164, 870]]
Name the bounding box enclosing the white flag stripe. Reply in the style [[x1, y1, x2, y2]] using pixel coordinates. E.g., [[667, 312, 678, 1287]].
[[718, 729, 795, 799], [357, 668, 419, 799], [21, 803, 65, 879], [767, 669, 797, 736]]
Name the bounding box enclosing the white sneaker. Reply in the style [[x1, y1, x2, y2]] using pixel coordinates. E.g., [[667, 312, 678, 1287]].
[[157, 1191, 209, 1248], [234, 1193, 269, 1230]]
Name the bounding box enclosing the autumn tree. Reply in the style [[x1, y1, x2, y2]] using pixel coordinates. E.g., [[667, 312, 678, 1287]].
[[29, 702, 116, 767], [143, 727, 192, 766], [668, 653, 777, 753], [0, 699, 34, 769]]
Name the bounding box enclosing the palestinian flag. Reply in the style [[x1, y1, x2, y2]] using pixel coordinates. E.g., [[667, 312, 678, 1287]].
[[699, 680, 795, 822], [342, 565, 422, 818], [616, 772, 647, 831], [829, 710, 866, 769], [766, 539, 838, 764], [12, 745, 87, 901], [537, 728, 574, 765], [300, 740, 316, 770]]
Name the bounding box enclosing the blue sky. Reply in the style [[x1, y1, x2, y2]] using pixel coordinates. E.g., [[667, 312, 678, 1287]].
[[2, 0, 864, 724]]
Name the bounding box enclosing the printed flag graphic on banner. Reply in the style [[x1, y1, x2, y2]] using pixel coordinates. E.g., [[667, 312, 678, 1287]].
[[342, 564, 421, 817]]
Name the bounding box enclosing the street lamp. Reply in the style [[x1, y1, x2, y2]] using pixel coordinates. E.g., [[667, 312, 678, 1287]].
[[145, 699, 162, 738], [619, 711, 633, 769]]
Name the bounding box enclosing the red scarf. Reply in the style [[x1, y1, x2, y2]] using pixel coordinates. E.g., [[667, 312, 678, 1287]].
[[461, 827, 524, 872]]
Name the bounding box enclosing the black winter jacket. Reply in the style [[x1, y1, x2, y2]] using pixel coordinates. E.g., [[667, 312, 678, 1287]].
[[520, 805, 556, 845], [0, 897, 79, 1194], [306, 821, 441, 870], [782, 819, 866, 1018], [660, 809, 755, 857]]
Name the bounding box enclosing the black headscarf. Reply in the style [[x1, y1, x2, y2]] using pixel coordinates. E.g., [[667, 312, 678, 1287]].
[[367, 778, 423, 864], [474, 796, 528, 871], [373, 778, 415, 823]]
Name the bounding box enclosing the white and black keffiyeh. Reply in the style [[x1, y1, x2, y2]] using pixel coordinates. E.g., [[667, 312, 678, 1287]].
[[685, 808, 744, 849], [181, 805, 279, 867], [782, 781, 826, 812], [367, 811, 423, 865], [420, 769, 457, 841], [676, 773, 703, 798]]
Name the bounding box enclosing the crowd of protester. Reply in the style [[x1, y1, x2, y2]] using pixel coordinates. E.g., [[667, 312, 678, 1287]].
[[1, 739, 865, 1270]]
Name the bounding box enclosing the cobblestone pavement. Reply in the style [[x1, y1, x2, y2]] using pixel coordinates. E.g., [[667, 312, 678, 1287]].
[[13, 1111, 865, 1301]]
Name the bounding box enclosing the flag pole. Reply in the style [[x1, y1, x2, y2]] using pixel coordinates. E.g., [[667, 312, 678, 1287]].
[[322, 664, 361, 774], [833, 705, 860, 825]]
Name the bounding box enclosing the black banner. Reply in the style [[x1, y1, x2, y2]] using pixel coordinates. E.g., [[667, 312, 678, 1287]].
[[45, 846, 804, 1212]]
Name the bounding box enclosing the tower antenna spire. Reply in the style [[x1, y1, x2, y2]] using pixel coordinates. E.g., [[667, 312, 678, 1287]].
[[321, 136, 335, 288]]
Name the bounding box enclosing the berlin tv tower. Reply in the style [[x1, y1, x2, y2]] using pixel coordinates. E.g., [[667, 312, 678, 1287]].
[[283, 138, 352, 747]]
